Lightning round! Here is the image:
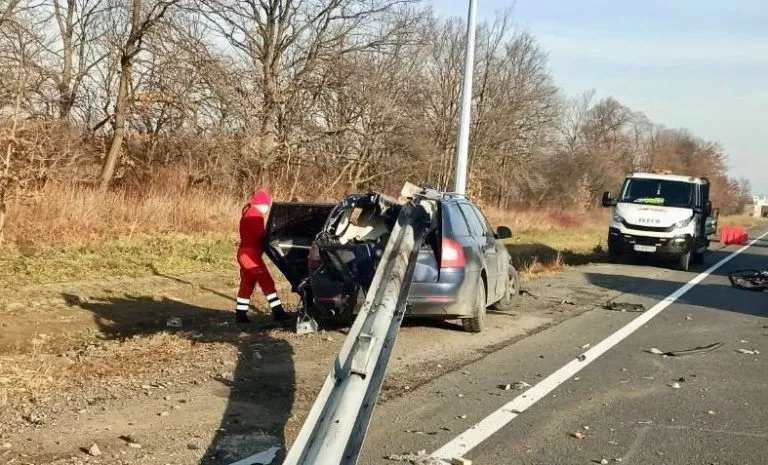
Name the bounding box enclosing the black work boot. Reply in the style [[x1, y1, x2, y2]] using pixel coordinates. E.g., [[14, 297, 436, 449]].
[[271, 305, 294, 323], [235, 310, 251, 324]]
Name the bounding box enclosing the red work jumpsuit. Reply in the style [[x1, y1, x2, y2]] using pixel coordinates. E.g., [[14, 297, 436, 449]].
[[235, 189, 284, 317]]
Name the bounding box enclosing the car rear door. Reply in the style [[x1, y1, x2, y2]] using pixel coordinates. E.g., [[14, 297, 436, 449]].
[[264, 202, 335, 292], [458, 202, 500, 301]]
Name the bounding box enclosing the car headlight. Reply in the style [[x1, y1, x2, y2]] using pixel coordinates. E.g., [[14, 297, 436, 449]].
[[613, 213, 624, 224], [673, 216, 694, 229]]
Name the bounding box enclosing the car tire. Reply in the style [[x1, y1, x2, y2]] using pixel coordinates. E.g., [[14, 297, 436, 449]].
[[462, 277, 486, 333], [493, 264, 520, 309], [679, 250, 691, 271]]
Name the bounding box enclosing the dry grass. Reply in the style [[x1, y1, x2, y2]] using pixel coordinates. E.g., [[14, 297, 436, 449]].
[[4, 185, 241, 246], [2, 188, 764, 285]]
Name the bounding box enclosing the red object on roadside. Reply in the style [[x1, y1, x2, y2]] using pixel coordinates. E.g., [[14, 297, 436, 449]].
[[235, 189, 283, 316], [720, 226, 749, 245]]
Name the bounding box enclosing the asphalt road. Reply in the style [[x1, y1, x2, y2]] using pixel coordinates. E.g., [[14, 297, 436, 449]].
[[360, 230, 768, 465]]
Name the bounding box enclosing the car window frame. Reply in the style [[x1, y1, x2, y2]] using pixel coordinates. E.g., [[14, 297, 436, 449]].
[[458, 202, 485, 238]]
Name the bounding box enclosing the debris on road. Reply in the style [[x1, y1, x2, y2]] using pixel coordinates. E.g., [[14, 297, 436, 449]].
[[385, 450, 443, 464], [404, 429, 438, 436], [571, 431, 587, 440], [602, 301, 645, 312], [581, 343, 591, 349], [707, 410, 716, 415], [119, 435, 141, 448], [736, 348, 760, 355], [578, 354, 587, 362], [498, 381, 531, 391], [669, 382, 682, 389], [685, 315, 693, 321], [87, 443, 102, 456], [728, 269, 768, 291], [645, 342, 724, 357], [450, 458, 472, 465]]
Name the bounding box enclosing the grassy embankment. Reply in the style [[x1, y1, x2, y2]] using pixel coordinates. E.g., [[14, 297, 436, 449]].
[[1, 187, 764, 289]]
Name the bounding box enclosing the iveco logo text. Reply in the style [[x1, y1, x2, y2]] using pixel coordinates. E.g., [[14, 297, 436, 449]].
[[636, 218, 661, 224]]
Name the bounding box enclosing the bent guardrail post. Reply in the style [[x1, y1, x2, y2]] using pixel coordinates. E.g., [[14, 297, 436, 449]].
[[280, 196, 432, 465]]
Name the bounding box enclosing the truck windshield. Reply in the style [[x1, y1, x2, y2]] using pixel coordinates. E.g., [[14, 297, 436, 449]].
[[619, 178, 695, 208]]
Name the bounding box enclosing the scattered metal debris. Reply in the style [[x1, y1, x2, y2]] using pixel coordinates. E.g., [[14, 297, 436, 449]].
[[736, 348, 760, 355], [669, 382, 682, 389], [645, 342, 724, 357], [571, 431, 587, 440], [602, 301, 645, 312], [728, 269, 768, 291], [498, 381, 531, 391]]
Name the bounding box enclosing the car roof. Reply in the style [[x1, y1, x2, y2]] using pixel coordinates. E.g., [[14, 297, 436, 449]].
[[628, 172, 707, 184]]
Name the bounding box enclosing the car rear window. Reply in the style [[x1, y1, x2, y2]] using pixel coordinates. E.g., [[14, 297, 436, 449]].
[[442, 202, 471, 237], [458, 203, 486, 237], [469, 204, 494, 234]]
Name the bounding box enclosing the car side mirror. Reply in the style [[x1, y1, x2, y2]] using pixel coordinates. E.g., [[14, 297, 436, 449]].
[[496, 226, 512, 240], [601, 191, 617, 208]]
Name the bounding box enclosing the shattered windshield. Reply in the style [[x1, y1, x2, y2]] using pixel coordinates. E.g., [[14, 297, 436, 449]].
[[619, 179, 694, 209]]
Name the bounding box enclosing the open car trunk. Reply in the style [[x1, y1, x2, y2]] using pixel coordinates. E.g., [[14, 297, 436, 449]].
[[309, 192, 402, 319], [264, 202, 335, 292], [265, 193, 404, 319]]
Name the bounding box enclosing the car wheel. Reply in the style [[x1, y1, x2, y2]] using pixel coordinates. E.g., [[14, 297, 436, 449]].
[[679, 250, 691, 271], [493, 264, 520, 309], [462, 277, 486, 333]]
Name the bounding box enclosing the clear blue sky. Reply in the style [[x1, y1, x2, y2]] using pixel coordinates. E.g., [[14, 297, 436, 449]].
[[431, 0, 768, 194]]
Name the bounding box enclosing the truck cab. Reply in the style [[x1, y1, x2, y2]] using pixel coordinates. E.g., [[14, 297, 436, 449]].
[[601, 172, 715, 271]]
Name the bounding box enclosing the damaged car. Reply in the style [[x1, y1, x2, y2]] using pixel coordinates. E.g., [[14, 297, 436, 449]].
[[264, 187, 520, 332]]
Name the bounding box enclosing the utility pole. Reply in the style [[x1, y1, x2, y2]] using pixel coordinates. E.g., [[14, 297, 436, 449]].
[[453, 0, 478, 195]]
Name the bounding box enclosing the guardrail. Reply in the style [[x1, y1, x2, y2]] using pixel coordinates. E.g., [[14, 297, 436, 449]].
[[278, 196, 433, 465]]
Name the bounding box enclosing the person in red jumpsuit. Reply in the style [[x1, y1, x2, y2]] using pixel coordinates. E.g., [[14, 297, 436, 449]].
[[235, 188, 291, 323]]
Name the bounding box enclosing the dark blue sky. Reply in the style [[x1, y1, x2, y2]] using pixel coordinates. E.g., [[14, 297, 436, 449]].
[[431, 0, 768, 193]]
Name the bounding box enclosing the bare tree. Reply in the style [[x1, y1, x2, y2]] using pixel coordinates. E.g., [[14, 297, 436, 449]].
[[199, 0, 416, 174], [50, 0, 109, 119], [0, 0, 22, 28], [98, 0, 180, 190]]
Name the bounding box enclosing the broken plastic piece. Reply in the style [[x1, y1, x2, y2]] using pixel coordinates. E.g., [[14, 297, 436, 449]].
[[737, 348, 760, 355], [728, 269, 768, 291], [295, 313, 319, 335], [602, 301, 645, 312], [645, 342, 724, 357]]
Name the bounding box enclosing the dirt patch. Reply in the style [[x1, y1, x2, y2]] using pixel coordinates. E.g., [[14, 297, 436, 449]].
[[0, 264, 635, 464]]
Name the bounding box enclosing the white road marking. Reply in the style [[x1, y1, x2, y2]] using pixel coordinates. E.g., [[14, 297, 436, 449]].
[[431, 230, 768, 463]]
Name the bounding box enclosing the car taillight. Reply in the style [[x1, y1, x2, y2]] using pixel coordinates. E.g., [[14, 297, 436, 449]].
[[440, 237, 465, 268], [308, 243, 321, 270]]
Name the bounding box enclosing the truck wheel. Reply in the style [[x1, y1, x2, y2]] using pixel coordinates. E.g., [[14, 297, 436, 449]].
[[679, 251, 692, 271], [462, 278, 486, 333], [493, 264, 520, 309]]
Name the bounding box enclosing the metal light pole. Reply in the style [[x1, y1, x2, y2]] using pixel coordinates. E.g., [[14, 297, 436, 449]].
[[453, 0, 478, 195]]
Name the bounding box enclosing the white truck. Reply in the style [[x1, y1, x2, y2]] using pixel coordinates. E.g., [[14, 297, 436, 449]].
[[601, 172, 718, 271]]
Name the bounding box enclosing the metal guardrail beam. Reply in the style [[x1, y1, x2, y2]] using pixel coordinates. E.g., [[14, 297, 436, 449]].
[[280, 197, 433, 465]]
